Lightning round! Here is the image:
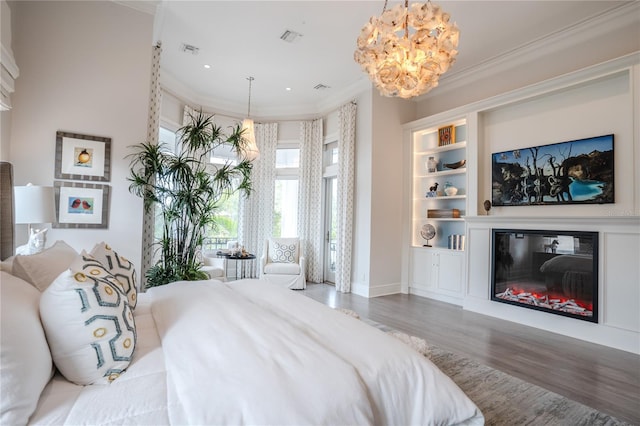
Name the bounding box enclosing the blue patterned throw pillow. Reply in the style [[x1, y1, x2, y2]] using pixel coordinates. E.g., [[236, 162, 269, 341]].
[[90, 242, 137, 309], [40, 251, 136, 385], [269, 239, 299, 263]]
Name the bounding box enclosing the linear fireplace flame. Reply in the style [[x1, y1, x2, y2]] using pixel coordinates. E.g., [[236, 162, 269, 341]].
[[491, 229, 598, 323]]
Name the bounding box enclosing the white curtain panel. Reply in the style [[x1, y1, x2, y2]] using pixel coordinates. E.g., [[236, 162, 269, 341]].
[[140, 42, 162, 291], [298, 119, 324, 283], [239, 122, 278, 276], [336, 102, 356, 293]]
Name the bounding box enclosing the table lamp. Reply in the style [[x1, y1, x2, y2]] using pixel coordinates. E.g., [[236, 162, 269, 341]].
[[14, 183, 56, 254]]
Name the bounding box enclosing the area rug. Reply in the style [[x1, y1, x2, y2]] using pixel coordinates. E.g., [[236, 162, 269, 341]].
[[357, 317, 630, 426]]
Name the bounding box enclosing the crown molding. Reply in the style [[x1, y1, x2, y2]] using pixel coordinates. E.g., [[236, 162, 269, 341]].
[[161, 68, 371, 121], [158, 1, 639, 120], [415, 2, 640, 103]]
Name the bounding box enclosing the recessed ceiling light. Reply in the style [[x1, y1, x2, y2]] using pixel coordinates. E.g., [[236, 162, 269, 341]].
[[204, 64, 211, 69], [285, 87, 292, 91]]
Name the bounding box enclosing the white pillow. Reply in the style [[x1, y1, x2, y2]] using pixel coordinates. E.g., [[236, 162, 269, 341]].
[[90, 242, 137, 309], [12, 240, 78, 292], [40, 251, 136, 385], [0, 256, 13, 274], [0, 272, 54, 425], [269, 238, 299, 263]]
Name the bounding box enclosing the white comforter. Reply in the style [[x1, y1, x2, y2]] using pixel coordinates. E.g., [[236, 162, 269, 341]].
[[31, 279, 483, 425]]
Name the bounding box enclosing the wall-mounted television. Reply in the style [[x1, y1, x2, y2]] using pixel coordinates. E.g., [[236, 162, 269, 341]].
[[491, 134, 614, 206], [491, 229, 598, 323]]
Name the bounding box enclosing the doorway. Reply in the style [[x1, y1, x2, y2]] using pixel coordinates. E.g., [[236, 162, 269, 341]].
[[324, 177, 337, 284]]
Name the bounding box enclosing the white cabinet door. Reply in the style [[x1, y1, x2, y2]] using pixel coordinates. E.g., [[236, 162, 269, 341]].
[[435, 251, 463, 295], [410, 248, 464, 303], [410, 248, 432, 290]]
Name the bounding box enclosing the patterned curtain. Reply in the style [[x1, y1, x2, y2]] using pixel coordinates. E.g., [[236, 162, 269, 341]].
[[335, 102, 357, 293], [298, 119, 324, 283], [239, 122, 278, 277], [140, 42, 162, 291]]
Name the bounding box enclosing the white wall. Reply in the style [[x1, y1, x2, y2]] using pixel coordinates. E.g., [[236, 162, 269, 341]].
[[460, 57, 640, 353], [351, 89, 373, 295], [9, 1, 153, 268], [368, 94, 415, 295], [415, 2, 640, 118]]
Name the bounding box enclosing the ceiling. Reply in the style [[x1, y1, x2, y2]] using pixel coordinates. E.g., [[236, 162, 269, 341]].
[[144, 1, 630, 119]]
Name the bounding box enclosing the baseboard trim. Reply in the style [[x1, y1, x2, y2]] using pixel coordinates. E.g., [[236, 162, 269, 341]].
[[409, 287, 464, 306], [351, 281, 402, 298]]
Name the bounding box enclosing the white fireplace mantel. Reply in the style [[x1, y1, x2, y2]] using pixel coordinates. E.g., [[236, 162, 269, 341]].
[[464, 215, 640, 354]]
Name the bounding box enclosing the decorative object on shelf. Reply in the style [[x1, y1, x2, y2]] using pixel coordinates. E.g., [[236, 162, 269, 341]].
[[353, 0, 460, 99], [443, 182, 458, 196], [55, 131, 111, 182], [420, 224, 436, 247], [443, 159, 466, 170], [426, 182, 439, 197], [438, 125, 455, 146], [427, 156, 438, 173], [491, 134, 614, 206], [428, 208, 460, 218], [240, 76, 260, 161], [483, 200, 492, 215], [448, 234, 465, 250]]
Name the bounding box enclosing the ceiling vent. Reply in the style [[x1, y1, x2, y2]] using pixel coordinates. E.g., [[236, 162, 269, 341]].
[[314, 84, 331, 90], [280, 30, 303, 43], [180, 43, 200, 55]]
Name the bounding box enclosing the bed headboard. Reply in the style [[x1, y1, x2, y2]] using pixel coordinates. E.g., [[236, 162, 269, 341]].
[[0, 161, 15, 260]]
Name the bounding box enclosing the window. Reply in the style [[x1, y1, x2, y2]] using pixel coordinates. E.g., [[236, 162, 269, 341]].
[[273, 179, 299, 237], [157, 125, 241, 251], [159, 126, 180, 154], [210, 143, 238, 165], [276, 148, 300, 168], [273, 146, 300, 237]]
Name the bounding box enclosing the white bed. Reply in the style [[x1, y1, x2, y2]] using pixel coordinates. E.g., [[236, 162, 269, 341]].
[[2, 269, 483, 425]]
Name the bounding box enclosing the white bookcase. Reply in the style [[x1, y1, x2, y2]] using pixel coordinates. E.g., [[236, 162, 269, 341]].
[[403, 114, 475, 304], [411, 118, 467, 250]]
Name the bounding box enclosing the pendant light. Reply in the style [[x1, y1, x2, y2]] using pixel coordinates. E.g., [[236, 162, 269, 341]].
[[354, 0, 460, 99], [241, 76, 260, 161]]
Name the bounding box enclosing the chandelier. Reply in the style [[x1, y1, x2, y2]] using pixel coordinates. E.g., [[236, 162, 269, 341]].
[[354, 0, 460, 99]]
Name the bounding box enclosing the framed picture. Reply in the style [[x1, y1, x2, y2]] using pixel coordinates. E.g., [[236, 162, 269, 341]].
[[491, 134, 614, 206], [53, 181, 110, 229], [55, 131, 111, 181], [438, 125, 455, 146]]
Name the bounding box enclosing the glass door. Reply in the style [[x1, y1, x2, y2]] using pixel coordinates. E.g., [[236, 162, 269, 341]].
[[324, 177, 337, 284]]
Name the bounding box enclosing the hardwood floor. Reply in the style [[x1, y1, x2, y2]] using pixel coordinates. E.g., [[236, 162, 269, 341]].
[[300, 283, 640, 424]]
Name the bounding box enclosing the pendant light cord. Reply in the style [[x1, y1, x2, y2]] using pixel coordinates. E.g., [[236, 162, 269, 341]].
[[247, 76, 254, 118]]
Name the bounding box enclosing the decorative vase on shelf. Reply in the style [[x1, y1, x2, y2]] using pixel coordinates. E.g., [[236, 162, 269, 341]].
[[427, 156, 438, 173], [444, 181, 458, 196]]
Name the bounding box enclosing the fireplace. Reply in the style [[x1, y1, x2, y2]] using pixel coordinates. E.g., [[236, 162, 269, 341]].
[[491, 229, 598, 323]]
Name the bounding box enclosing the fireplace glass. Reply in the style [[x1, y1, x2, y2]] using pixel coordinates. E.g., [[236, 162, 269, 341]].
[[491, 229, 598, 323]]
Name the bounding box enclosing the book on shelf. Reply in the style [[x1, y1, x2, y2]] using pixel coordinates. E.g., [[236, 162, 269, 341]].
[[427, 208, 461, 218]]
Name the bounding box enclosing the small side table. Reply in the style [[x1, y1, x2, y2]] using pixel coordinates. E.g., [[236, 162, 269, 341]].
[[216, 252, 256, 279]]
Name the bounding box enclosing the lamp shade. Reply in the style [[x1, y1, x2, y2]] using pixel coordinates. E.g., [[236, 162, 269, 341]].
[[14, 184, 56, 224], [241, 118, 260, 161]]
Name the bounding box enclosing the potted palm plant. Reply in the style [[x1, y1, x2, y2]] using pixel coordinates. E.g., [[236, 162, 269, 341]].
[[128, 110, 253, 287]]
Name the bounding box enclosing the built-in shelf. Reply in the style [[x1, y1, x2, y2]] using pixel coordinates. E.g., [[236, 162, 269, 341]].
[[417, 141, 467, 155], [416, 168, 467, 178], [415, 195, 467, 201]]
